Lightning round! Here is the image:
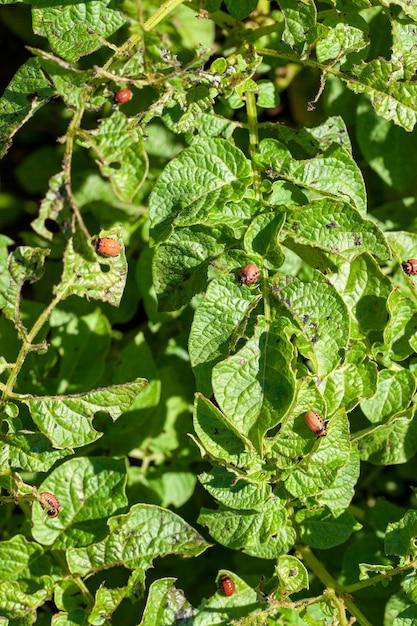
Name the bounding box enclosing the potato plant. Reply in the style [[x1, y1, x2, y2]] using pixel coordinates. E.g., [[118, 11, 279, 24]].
[[1, 1, 417, 624]]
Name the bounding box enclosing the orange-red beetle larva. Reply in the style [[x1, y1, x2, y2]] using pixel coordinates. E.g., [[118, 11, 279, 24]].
[[305, 410, 327, 437], [114, 88, 132, 104], [39, 491, 61, 518], [238, 264, 260, 285], [219, 574, 235, 597], [94, 237, 121, 258], [402, 259, 417, 276]]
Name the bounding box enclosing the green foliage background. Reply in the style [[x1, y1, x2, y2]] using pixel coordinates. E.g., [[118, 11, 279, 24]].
[[1, 0, 417, 624]]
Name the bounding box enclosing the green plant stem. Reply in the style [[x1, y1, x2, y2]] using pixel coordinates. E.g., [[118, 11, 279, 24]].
[[343, 598, 374, 626], [297, 545, 375, 626], [255, 44, 369, 92], [297, 544, 343, 593], [325, 589, 349, 626], [0, 291, 66, 405], [344, 560, 416, 593], [245, 90, 261, 199], [64, 108, 90, 240], [102, 0, 193, 79], [143, 0, 188, 31]]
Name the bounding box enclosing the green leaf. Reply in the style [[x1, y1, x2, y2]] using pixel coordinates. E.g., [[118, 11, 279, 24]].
[[379, 290, 417, 363], [212, 313, 296, 451], [296, 510, 362, 549], [276, 555, 309, 595], [22, 377, 147, 449], [31, 171, 72, 241], [268, 180, 309, 208], [135, 470, 196, 509], [356, 409, 417, 465], [391, 11, 417, 78], [285, 198, 390, 261], [193, 394, 262, 471], [330, 253, 391, 339], [279, 0, 317, 56], [385, 511, 417, 559], [135, 246, 181, 329], [198, 466, 272, 510], [0, 58, 53, 158], [33, 48, 94, 110], [392, 605, 417, 624], [88, 585, 129, 626], [80, 112, 148, 202], [54, 579, 85, 612], [109, 352, 189, 461], [0, 578, 54, 620], [224, 0, 257, 20], [32, 457, 128, 548], [386, 0, 417, 21], [257, 138, 367, 215], [269, 379, 327, 469], [346, 59, 417, 132], [192, 572, 262, 624], [138, 578, 194, 626], [359, 562, 394, 581], [1, 422, 71, 472], [56, 227, 127, 308], [189, 274, 261, 397], [198, 497, 296, 559], [0, 535, 48, 583], [32, 1, 125, 63], [2, 246, 49, 336], [152, 224, 234, 311], [317, 445, 361, 515], [0, 234, 13, 303], [283, 410, 352, 500], [244, 212, 286, 268], [275, 115, 354, 156], [67, 504, 210, 575], [360, 369, 416, 424], [271, 272, 349, 377], [308, 115, 354, 151], [149, 139, 252, 245], [316, 13, 369, 64], [322, 344, 378, 413], [48, 309, 111, 395], [256, 80, 280, 109], [403, 572, 417, 603], [356, 97, 417, 191], [386, 233, 417, 301]]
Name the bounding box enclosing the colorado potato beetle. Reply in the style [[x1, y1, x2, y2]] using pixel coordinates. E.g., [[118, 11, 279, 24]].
[[402, 259, 417, 275], [39, 491, 61, 518], [238, 264, 260, 285], [219, 574, 235, 597], [94, 237, 121, 257], [305, 410, 327, 437], [114, 88, 133, 104]]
